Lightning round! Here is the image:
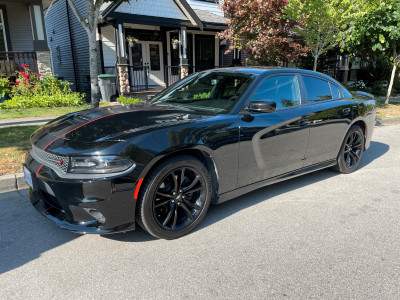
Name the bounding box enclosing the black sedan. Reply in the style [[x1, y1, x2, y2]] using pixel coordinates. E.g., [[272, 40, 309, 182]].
[[24, 68, 376, 239]]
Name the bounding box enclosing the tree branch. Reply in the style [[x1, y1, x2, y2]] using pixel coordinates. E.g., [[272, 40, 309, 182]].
[[67, 0, 89, 32]]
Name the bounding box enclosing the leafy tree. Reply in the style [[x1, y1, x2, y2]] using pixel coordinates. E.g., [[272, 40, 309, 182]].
[[284, 0, 356, 72], [219, 0, 308, 65], [346, 1, 400, 104]]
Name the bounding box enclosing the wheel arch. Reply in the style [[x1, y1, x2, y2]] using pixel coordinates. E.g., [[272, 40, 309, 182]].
[[350, 119, 367, 149], [136, 147, 220, 204]]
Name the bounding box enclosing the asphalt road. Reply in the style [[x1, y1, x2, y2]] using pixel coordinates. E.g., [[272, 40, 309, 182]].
[[1, 124, 399, 299]]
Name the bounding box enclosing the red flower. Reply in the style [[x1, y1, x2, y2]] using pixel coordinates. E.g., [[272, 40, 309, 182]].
[[16, 81, 20, 85], [38, 73, 41, 77], [21, 64, 29, 68], [20, 71, 25, 76], [23, 79, 26, 84]]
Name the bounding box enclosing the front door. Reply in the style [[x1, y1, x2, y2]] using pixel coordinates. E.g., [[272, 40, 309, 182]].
[[128, 41, 165, 87], [238, 74, 310, 187]]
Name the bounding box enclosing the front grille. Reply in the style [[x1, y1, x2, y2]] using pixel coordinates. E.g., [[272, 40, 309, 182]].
[[31, 145, 69, 173]]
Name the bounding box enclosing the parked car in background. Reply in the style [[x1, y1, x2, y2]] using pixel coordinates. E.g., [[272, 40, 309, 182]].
[[24, 68, 376, 239]]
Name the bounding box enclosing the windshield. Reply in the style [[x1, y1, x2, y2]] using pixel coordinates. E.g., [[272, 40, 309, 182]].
[[150, 71, 255, 114]]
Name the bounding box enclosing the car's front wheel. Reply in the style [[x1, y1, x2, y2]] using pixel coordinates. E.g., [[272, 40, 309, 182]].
[[137, 155, 212, 239], [332, 124, 364, 174]]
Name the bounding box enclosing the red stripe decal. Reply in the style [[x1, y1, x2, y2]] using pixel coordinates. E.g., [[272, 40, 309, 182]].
[[134, 178, 144, 200], [36, 164, 44, 177], [43, 107, 170, 151], [41, 206, 53, 215]]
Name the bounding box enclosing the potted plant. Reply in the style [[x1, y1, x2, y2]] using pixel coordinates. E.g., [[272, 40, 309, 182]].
[[172, 39, 180, 50], [126, 36, 139, 47]]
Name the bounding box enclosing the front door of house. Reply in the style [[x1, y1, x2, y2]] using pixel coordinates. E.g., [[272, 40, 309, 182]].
[[128, 41, 164, 88]]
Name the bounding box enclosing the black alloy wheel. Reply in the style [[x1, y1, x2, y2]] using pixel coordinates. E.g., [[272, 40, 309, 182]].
[[137, 155, 212, 239], [333, 125, 364, 174]]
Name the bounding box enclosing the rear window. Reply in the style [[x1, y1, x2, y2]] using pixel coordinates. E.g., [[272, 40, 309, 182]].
[[303, 76, 332, 102]]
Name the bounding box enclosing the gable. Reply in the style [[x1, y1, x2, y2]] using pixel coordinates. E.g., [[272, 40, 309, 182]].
[[115, 0, 188, 20]]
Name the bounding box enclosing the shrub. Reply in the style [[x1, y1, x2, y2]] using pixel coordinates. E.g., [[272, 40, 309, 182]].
[[117, 95, 142, 105], [0, 78, 10, 98], [0, 67, 86, 109], [0, 92, 85, 109], [370, 83, 387, 97]]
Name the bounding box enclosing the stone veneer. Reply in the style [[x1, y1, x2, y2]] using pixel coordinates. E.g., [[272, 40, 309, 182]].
[[117, 64, 130, 94], [35, 51, 52, 76]]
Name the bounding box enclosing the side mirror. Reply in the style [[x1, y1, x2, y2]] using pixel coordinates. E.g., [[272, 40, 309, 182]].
[[248, 100, 277, 113]]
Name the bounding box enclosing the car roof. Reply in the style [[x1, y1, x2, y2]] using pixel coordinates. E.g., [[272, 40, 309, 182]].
[[210, 67, 336, 82]]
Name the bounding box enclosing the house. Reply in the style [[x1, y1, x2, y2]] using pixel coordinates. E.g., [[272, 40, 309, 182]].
[[0, 0, 52, 78], [43, 0, 245, 96]]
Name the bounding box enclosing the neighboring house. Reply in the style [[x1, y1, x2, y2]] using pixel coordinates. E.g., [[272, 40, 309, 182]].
[[44, 0, 245, 96], [0, 0, 52, 78]]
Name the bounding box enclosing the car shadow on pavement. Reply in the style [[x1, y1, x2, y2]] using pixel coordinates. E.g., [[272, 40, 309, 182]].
[[0, 189, 78, 275]]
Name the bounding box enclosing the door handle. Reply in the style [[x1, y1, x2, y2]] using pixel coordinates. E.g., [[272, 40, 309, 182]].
[[343, 108, 351, 115]]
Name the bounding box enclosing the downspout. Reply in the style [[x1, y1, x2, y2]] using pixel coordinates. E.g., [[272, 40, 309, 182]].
[[65, 0, 78, 91]]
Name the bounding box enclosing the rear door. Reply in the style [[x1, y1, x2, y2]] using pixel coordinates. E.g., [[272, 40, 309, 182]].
[[300, 75, 355, 167], [237, 74, 310, 187]]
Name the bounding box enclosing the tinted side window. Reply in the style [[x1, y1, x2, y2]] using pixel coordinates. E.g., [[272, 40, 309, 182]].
[[303, 76, 332, 102], [251, 75, 300, 109], [330, 83, 340, 99]]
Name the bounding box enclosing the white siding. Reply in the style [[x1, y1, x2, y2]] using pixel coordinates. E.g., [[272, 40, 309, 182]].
[[115, 0, 188, 20], [101, 25, 116, 67], [186, 0, 223, 16]]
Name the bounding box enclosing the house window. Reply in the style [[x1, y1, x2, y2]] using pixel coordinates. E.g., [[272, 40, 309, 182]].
[[0, 9, 8, 51]]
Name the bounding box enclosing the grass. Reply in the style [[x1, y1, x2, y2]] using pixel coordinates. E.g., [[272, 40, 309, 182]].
[[376, 100, 400, 119], [0, 102, 110, 120], [0, 126, 40, 175]]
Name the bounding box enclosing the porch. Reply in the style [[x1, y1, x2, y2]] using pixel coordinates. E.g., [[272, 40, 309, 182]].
[[99, 0, 236, 95], [0, 51, 38, 77]]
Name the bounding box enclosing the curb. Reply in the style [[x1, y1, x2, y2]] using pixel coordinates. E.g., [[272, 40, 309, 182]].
[[376, 117, 400, 126], [0, 173, 28, 193]]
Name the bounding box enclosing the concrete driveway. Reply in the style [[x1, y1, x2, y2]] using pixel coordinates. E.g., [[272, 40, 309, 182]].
[[1, 124, 399, 299]]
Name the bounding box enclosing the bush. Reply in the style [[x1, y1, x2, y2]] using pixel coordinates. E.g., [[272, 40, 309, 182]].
[[117, 95, 142, 105], [370, 83, 387, 97], [0, 67, 85, 109], [0, 77, 10, 98]]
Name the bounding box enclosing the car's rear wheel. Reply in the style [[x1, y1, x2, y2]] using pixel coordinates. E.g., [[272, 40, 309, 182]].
[[137, 155, 212, 239], [332, 125, 364, 174]]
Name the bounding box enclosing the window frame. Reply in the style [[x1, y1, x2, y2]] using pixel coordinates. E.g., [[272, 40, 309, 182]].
[[298, 74, 348, 105], [241, 73, 304, 112]]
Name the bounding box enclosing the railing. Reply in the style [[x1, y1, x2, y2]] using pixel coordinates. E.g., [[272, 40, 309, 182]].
[[128, 66, 149, 91], [165, 66, 181, 87], [189, 65, 232, 74], [0, 51, 38, 77]]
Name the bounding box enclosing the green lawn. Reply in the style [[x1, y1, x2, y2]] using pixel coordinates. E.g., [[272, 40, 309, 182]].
[[0, 126, 40, 175], [0, 102, 110, 120]]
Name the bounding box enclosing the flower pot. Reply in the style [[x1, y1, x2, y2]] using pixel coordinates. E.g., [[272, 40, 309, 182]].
[[172, 44, 178, 50]]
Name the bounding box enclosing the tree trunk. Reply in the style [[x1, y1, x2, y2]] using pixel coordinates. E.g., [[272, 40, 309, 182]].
[[313, 54, 318, 71], [88, 30, 100, 108], [386, 45, 399, 105]]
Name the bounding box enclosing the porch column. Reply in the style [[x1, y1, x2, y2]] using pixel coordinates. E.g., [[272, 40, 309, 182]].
[[179, 27, 188, 79], [116, 23, 130, 94]]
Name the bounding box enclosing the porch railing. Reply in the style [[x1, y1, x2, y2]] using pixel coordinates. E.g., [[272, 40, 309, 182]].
[[165, 66, 181, 87], [0, 51, 38, 77], [128, 66, 149, 92]]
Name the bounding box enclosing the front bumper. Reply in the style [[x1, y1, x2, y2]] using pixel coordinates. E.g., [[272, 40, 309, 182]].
[[25, 155, 138, 234]]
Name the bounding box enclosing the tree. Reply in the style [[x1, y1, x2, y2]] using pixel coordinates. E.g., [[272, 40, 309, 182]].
[[284, 0, 355, 72], [47, 0, 127, 108], [346, 0, 400, 104], [219, 0, 308, 65]]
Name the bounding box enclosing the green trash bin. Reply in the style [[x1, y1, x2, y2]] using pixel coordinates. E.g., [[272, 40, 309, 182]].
[[98, 74, 117, 102]]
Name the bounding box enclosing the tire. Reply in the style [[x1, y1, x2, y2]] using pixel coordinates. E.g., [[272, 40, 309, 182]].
[[332, 125, 364, 174], [136, 155, 212, 239]]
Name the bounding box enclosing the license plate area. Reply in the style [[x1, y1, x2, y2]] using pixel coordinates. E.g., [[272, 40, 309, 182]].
[[23, 166, 33, 189]]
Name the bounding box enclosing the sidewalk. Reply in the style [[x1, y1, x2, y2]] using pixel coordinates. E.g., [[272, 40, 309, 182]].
[[0, 116, 59, 128]]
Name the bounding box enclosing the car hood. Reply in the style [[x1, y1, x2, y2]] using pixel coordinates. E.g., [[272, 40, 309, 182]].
[[31, 103, 210, 153]]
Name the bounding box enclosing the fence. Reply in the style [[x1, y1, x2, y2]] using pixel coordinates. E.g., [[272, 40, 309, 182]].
[[0, 51, 38, 77]]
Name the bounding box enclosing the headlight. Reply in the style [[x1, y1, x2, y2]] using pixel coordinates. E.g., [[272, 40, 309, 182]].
[[69, 155, 134, 174]]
